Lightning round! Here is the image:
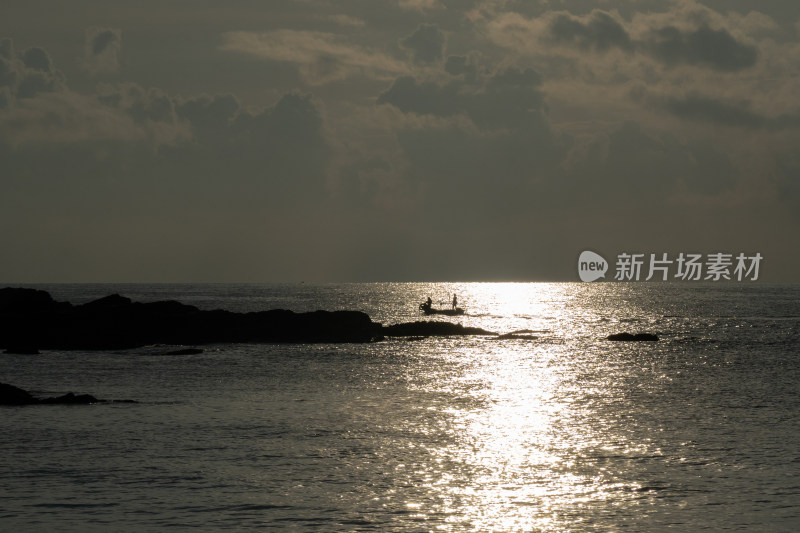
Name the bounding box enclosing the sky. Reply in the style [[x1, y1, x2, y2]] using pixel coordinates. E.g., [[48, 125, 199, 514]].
[[1, 0, 798, 282]]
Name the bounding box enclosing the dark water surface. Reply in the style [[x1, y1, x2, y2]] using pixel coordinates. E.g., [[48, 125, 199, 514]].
[[1, 283, 799, 531]]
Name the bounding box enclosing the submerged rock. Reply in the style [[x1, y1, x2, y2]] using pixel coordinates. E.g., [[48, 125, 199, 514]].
[[494, 332, 538, 340], [382, 321, 495, 337], [607, 332, 659, 342], [162, 348, 204, 356]]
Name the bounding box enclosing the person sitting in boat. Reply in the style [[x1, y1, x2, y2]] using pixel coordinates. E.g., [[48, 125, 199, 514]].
[[420, 296, 433, 312]]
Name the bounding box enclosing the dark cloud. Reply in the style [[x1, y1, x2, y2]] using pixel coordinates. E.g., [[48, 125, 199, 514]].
[[377, 76, 460, 116], [444, 55, 477, 80], [540, 11, 757, 72], [400, 23, 445, 64], [548, 11, 634, 52], [156, 91, 330, 205], [97, 83, 177, 126], [93, 82, 329, 199], [91, 29, 119, 56], [130, 88, 175, 123], [0, 43, 65, 101], [644, 24, 757, 71], [176, 93, 239, 142], [379, 66, 546, 131], [84, 28, 122, 73], [376, 64, 560, 233], [21, 47, 54, 73], [468, 67, 546, 130], [16, 69, 64, 99]]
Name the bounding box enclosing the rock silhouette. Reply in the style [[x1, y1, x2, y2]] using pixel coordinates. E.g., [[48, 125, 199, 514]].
[[162, 348, 204, 356], [0, 288, 497, 350], [382, 321, 494, 337], [606, 332, 659, 342], [0, 382, 131, 405]]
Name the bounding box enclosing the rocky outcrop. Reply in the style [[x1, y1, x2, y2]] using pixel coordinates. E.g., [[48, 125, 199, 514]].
[[0, 288, 506, 350], [382, 321, 495, 337], [0, 382, 125, 405], [606, 332, 659, 342], [162, 348, 204, 356], [0, 287, 383, 350]]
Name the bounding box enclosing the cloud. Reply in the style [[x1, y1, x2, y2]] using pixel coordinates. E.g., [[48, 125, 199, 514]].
[[400, 23, 446, 64], [1, 41, 330, 201], [84, 27, 122, 73], [374, 63, 561, 235], [379, 66, 547, 130], [485, 8, 758, 72], [0, 91, 145, 147], [0, 40, 66, 103], [220, 30, 409, 84], [21, 47, 53, 72], [644, 24, 757, 72], [2, 3, 799, 281], [175, 92, 239, 143], [444, 54, 478, 80], [0, 39, 334, 282], [377, 76, 461, 116], [15, 70, 65, 99], [548, 10, 634, 52]]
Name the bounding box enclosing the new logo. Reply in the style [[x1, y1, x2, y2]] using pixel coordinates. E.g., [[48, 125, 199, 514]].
[[578, 251, 608, 282]]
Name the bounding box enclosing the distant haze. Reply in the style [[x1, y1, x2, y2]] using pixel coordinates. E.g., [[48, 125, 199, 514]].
[[1, 1, 798, 281]]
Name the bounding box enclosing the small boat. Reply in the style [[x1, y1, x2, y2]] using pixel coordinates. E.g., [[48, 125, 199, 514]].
[[419, 303, 465, 316]]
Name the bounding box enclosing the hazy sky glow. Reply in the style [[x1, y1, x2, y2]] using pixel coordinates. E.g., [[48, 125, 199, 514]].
[[1, 0, 798, 281]]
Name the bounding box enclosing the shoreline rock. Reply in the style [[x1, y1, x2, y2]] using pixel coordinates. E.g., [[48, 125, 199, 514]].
[[0, 382, 135, 405], [0, 287, 383, 350]]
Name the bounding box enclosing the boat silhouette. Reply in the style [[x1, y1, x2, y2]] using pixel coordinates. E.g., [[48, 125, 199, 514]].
[[419, 302, 465, 316]]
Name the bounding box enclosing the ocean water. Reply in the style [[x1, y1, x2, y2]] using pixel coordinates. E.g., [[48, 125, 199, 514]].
[[1, 282, 799, 531]]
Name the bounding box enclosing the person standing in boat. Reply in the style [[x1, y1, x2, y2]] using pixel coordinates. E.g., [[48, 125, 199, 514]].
[[452, 293, 457, 310], [426, 296, 432, 310]]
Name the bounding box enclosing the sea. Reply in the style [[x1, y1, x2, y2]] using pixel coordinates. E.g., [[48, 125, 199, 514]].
[[1, 282, 799, 532]]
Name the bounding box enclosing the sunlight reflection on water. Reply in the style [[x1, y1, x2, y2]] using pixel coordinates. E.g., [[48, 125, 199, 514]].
[[2, 282, 798, 531], [370, 283, 702, 530]]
